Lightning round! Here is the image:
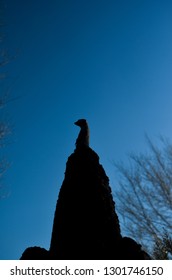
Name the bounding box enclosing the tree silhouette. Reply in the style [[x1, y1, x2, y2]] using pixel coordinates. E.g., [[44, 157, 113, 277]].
[[114, 136, 172, 258], [0, 2, 13, 197]]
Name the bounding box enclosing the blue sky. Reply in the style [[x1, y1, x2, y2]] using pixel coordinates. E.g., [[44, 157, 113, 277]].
[[0, 0, 172, 259]]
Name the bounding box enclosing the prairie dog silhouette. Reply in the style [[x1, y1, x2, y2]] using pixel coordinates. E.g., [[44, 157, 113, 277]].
[[74, 119, 89, 148]]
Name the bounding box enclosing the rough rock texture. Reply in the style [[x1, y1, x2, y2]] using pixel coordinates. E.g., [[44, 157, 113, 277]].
[[50, 146, 122, 259], [20, 146, 150, 260]]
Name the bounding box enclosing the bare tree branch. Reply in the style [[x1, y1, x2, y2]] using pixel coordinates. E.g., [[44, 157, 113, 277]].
[[114, 137, 172, 258]]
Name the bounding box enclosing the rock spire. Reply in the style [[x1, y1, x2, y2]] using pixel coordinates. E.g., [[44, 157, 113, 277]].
[[20, 120, 150, 260]]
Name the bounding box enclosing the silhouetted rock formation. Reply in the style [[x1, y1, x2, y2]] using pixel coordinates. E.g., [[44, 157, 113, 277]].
[[20, 246, 49, 260], [50, 146, 122, 259], [121, 237, 151, 260], [20, 121, 151, 260], [48, 146, 150, 260]]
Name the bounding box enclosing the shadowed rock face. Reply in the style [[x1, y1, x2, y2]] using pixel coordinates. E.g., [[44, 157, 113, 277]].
[[50, 146, 122, 259], [20, 246, 49, 260], [20, 146, 151, 260]]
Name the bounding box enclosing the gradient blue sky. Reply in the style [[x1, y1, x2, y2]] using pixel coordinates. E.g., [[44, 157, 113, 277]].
[[0, 0, 172, 259]]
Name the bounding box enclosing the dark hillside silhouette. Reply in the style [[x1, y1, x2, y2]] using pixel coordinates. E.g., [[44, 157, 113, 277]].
[[20, 119, 150, 260]]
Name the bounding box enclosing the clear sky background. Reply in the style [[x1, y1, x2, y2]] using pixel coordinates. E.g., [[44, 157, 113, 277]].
[[0, 0, 172, 259]]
